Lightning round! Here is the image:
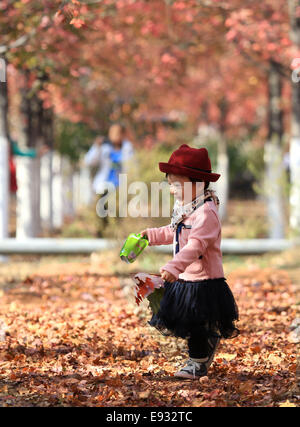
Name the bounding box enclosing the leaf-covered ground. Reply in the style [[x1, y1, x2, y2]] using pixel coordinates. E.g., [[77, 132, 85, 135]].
[[0, 262, 298, 407]]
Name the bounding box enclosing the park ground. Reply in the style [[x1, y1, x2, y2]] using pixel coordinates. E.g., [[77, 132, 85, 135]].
[[0, 243, 299, 407]]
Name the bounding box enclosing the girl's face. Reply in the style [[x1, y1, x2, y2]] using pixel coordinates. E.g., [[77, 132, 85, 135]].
[[167, 174, 204, 203]]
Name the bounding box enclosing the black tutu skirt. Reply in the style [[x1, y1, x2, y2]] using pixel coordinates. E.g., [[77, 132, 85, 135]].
[[148, 277, 239, 340]]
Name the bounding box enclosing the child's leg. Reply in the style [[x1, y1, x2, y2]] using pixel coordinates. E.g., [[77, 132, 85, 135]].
[[174, 328, 220, 379], [188, 329, 220, 368], [174, 332, 210, 379], [187, 331, 209, 361]]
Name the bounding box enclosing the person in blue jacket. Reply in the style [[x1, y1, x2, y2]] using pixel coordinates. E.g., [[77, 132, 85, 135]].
[[85, 123, 134, 194]]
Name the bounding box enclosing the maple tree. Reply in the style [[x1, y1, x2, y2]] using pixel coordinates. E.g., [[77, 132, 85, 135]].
[[55, 1, 286, 136], [0, 0, 294, 147], [1, 0, 292, 146]]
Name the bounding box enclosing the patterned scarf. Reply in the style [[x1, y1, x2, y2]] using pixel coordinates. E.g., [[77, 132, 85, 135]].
[[171, 189, 220, 231]]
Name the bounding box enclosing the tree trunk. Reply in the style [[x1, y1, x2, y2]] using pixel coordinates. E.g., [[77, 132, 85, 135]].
[[16, 156, 38, 238], [41, 106, 54, 231], [16, 72, 41, 237], [62, 157, 75, 219], [0, 58, 9, 245], [215, 137, 229, 222], [288, 0, 300, 236], [32, 94, 44, 236], [73, 170, 81, 213], [40, 150, 53, 231], [264, 60, 285, 238], [52, 152, 63, 229], [79, 164, 93, 207], [30, 155, 41, 236], [216, 97, 229, 222]]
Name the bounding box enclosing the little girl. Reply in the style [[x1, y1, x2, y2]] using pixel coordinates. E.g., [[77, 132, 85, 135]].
[[140, 144, 239, 379]]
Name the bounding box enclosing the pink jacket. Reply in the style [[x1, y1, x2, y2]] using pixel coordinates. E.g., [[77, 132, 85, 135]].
[[146, 200, 224, 281]]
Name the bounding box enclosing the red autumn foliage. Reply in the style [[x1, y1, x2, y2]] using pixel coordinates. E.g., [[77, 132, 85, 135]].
[[133, 273, 164, 306], [2, 1, 294, 143]]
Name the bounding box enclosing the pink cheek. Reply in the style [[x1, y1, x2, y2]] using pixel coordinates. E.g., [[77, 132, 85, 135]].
[[170, 184, 183, 198]]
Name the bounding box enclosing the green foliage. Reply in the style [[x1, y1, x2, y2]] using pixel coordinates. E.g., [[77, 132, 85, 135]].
[[245, 144, 265, 195], [130, 144, 174, 185], [147, 288, 165, 315], [234, 216, 268, 239], [60, 207, 98, 238], [246, 142, 290, 201], [193, 137, 218, 171], [55, 119, 96, 164], [198, 137, 265, 198]]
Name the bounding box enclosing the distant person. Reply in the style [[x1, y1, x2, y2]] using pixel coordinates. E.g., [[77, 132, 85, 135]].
[[84, 124, 134, 194]]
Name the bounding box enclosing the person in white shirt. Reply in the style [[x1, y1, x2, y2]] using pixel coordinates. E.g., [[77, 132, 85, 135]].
[[84, 123, 134, 195]]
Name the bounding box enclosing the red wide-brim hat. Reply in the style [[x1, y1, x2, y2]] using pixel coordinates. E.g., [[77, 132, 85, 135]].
[[159, 144, 220, 182]]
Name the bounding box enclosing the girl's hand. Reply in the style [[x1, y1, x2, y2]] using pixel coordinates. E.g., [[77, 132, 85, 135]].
[[160, 269, 176, 283], [140, 230, 148, 239]]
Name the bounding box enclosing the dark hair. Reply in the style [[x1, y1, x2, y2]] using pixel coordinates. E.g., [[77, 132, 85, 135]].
[[189, 176, 210, 190], [166, 173, 209, 190]]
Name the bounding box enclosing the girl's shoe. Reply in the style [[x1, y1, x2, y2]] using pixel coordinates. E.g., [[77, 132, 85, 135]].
[[174, 359, 207, 379], [174, 337, 220, 379]]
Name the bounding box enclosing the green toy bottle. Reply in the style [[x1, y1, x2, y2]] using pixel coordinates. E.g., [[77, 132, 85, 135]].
[[120, 233, 149, 263]]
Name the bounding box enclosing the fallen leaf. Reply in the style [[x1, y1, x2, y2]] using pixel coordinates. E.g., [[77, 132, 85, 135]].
[[139, 390, 151, 399], [279, 400, 297, 407]]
